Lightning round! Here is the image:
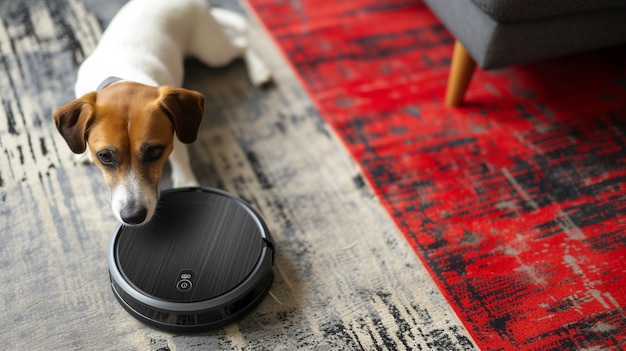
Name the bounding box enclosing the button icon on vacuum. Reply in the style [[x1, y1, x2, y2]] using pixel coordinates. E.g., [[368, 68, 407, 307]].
[[176, 279, 192, 292], [176, 270, 195, 292]]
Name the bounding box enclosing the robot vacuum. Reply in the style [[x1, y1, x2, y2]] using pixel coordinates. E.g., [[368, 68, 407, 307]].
[[108, 187, 275, 332]]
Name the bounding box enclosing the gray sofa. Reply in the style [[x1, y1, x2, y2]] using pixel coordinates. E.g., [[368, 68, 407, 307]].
[[423, 0, 626, 106]]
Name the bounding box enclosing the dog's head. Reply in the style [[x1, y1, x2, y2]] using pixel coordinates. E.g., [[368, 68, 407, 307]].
[[53, 82, 204, 225]]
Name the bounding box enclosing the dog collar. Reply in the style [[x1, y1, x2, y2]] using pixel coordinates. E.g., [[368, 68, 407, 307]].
[[96, 76, 123, 91]]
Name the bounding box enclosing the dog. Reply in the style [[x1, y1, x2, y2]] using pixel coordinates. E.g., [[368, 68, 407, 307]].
[[53, 0, 271, 225]]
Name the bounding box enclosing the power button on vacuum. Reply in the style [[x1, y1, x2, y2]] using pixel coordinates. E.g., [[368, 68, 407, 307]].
[[176, 270, 194, 292], [176, 279, 192, 292]]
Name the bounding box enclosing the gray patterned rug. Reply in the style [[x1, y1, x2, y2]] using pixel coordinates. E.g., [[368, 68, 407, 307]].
[[0, 0, 475, 349]]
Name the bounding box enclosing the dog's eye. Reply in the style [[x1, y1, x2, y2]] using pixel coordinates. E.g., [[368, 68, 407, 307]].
[[144, 146, 164, 162], [97, 151, 115, 166]]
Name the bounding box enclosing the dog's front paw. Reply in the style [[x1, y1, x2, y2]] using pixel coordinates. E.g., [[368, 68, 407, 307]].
[[74, 152, 93, 165], [172, 173, 200, 188], [245, 49, 272, 87]]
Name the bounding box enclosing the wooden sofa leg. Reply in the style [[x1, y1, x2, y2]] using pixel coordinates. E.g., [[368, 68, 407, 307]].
[[445, 40, 476, 107]]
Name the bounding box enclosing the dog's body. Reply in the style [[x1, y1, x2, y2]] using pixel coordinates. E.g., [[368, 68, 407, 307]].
[[54, 0, 271, 225]]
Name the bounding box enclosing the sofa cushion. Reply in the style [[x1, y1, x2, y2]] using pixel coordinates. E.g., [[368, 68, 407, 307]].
[[424, 0, 626, 69], [471, 0, 626, 22]]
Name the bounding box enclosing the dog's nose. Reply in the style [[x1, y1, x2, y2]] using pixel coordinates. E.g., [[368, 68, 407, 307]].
[[121, 207, 148, 225]]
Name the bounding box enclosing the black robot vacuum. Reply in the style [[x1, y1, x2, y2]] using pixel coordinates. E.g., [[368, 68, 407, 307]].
[[108, 187, 275, 332]]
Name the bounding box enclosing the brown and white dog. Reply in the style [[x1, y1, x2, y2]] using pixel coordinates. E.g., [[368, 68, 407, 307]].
[[53, 0, 271, 225]]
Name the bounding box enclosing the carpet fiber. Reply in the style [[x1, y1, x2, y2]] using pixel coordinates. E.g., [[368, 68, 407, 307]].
[[247, 0, 626, 350], [2, 0, 625, 349], [1, 0, 475, 350]]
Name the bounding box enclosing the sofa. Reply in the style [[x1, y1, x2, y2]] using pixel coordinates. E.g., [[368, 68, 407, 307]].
[[423, 0, 626, 106]]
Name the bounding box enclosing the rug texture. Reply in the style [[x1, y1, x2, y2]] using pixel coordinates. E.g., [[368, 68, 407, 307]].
[[0, 0, 475, 350], [246, 0, 626, 350]]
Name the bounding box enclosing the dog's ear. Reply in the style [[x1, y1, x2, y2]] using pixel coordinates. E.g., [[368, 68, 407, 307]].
[[158, 86, 205, 144], [52, 92, 97, 154]]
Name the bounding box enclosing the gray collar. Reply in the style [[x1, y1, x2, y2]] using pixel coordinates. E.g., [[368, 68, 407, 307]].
[[96, 76, 123, 91]]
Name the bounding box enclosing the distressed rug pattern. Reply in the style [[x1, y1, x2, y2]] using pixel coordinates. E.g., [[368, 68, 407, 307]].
[[246, 0, 626, 350], [0, 0, 475, 350]]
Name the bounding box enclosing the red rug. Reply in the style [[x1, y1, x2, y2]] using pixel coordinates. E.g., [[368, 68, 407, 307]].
[[247, 0, 626, 349]]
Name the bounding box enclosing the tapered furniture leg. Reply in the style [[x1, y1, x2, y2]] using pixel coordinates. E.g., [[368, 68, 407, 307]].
[[445, 40, 477, 107]]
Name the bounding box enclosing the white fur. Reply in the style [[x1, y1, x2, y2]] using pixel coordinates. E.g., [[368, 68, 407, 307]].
[[76, 0, 271, 225], [110, 172, 157, 225], [76, 0, 270, 95]]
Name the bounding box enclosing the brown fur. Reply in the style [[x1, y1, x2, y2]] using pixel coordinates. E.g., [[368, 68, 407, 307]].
[[53, 82, 204, 223]]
